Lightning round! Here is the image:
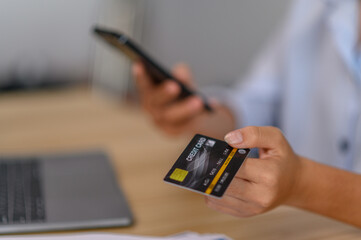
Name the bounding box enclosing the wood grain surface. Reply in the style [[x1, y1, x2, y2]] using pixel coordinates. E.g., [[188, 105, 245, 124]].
[[0, 87, 359, 239]]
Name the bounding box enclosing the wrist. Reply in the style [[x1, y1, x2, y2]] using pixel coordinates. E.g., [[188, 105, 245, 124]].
[[284, 155, 311, 207]]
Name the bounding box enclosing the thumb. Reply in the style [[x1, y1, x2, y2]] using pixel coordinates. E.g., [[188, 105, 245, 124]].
[[224, 126, 286, 149]]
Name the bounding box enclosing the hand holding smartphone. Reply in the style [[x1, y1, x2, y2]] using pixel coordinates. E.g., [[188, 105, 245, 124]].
[[93, 26, 212, 112]]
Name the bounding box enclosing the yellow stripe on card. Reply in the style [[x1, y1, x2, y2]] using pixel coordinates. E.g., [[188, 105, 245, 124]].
[[205, 148, 237, 194]]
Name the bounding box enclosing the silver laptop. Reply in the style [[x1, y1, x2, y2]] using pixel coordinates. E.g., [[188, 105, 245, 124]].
[[0, 150, 133, 234]]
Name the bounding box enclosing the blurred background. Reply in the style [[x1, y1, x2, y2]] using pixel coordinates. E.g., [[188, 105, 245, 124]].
[[0, 0, 290, 97]]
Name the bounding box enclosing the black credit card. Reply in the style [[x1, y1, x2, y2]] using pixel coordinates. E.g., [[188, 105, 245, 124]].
[[164, 134, 250, 198]]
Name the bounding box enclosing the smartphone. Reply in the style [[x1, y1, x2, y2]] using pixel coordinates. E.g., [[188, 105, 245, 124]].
[[93, 26, 212, 112]]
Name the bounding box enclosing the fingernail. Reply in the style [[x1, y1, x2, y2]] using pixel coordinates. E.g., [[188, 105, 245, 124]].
[[224, 131, 243, 145]]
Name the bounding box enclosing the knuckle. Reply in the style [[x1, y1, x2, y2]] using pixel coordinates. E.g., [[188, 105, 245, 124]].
[[204, 197, 212, 206], [204, 197, 218, 209], [243, 126, 258, 135], [236, 205, 265, 217], [257, 195, 274, 210], [247, 206, 265, 216], [274, 135, 285, 146], [224, 184, 239, 196], [260, 171, 278, 187], [234, 210, 254, 218], [268, 127, 285, 145], [243, 126, 260, 144], [267, 126, 280, 132]]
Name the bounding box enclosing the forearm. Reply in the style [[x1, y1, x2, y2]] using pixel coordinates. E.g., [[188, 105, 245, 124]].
[[287, 156, 361, 227]]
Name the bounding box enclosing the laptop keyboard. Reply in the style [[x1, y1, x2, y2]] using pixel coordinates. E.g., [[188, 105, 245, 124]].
[[0, 159, 46, 224]]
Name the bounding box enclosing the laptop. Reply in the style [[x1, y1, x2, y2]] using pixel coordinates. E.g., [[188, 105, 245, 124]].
[[0, 150, 133, 234]]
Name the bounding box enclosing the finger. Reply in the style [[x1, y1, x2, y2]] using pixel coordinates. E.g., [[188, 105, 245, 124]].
[[133, 62, 154, 95], [224, 126, 286, 149], [225, 175, 267, 203], [225, 172, 268, 202], [234, 158, 266, 183], [172, 63, 194, 87], [225, 175, 255, 197], [159, 96, 204, 124], [150, 81, 180, 108]]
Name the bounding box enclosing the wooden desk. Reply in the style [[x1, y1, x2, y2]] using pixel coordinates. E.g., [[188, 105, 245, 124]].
[[0, 87, 360, 239]]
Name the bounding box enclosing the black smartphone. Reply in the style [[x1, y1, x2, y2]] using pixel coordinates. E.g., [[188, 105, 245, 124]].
[[93, 26, 212, 112]]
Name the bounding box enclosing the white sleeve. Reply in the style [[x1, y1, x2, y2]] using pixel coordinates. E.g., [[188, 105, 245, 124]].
[[205, 26, 287, 128]]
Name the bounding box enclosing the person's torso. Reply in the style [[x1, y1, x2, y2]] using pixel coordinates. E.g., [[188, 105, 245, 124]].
[[281, 0, 361, 172]]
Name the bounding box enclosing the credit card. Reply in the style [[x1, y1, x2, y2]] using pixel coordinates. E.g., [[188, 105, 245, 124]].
[[164, 134, 250, 198]]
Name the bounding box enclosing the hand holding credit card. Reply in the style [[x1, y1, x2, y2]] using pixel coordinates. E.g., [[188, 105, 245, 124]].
[[164, 134, 250, 198]]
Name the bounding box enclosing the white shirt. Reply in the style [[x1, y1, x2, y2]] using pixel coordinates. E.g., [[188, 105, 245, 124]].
[[210, 0, 361, 173]]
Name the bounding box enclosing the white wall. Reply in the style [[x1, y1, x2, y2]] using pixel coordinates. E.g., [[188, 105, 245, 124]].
[[0, 0, 100, 87], [0, 1, 291, 92], [92, 0, 143, 94], [0, 0, 141, 92], [141, 0, 291, 87]]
